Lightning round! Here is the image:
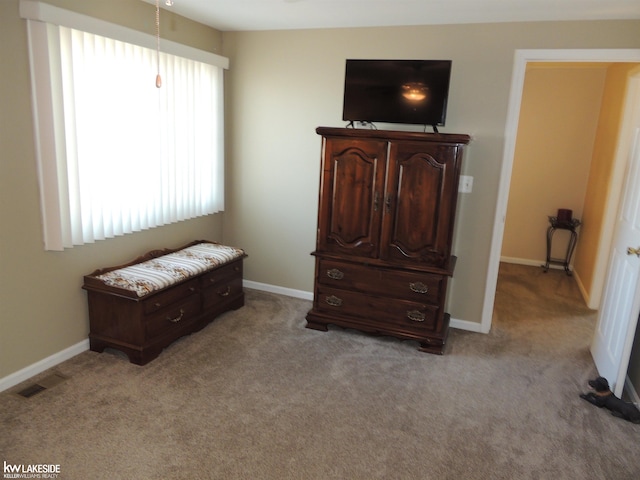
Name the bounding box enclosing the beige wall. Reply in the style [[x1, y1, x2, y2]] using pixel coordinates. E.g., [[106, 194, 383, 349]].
[[221, 21, 640, 325], [502, 64, 606, 266], [0, 0, 224, 379]]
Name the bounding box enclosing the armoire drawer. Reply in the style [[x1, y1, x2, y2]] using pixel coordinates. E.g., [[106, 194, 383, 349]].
[[315, 286, 438, 333], [317, 259, 443, 304]]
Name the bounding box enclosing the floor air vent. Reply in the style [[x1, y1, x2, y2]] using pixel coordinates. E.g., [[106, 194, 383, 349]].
[[16, 372, 68, 399]]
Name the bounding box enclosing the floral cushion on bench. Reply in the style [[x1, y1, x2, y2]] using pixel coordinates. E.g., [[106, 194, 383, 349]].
[[96, 243, 245, 297]]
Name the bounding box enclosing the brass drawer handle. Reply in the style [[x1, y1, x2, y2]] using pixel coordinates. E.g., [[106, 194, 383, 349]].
[[325, 295, 343, 307], [407, 310, 426, 322], [167, 309, 185, 323], [218, 286, 231, 297], [326, 268, 344, 280], [409, 282, 429, 294]]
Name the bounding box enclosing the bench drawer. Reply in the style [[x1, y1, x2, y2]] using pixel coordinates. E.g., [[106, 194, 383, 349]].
[[201, 259, 243, 287], [145, 294, 202, 340], [143, 279, 200, 315], [203, 274, 244, 311]]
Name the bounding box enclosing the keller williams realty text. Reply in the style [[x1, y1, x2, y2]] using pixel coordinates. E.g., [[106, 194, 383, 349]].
[[3, 461, 60, 479]]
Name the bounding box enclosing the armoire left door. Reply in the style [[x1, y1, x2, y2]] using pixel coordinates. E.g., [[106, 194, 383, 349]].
[[316, 136, 388, 259]]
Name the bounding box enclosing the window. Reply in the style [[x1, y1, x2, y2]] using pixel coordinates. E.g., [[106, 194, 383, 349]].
[[21, 1, 228, 250]]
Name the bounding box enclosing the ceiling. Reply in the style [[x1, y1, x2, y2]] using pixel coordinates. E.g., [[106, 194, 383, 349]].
[[145, 0, 640, 32]]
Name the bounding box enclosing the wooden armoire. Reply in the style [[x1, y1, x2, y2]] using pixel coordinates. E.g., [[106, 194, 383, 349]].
[[305, 127, 470, 354]]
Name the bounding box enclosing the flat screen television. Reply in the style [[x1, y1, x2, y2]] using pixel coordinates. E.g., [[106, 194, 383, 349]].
[[342, 59, 452, 129]]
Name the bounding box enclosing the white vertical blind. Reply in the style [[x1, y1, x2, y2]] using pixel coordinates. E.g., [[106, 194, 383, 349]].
[[24, 9, 226, 250]]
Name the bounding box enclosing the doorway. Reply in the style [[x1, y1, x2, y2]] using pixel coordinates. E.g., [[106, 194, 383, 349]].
[[482, 50, 640, 347], [500, 62, 606, 284]]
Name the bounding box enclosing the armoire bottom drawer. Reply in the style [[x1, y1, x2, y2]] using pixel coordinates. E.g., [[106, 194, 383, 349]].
[[315, 286, 438, 333]]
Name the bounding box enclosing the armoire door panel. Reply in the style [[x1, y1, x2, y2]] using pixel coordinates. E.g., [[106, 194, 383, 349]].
[[382, 143, 461, 267], [317, 138, 387, 258]]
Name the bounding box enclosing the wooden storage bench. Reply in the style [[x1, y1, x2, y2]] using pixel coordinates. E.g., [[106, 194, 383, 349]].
[[82, 240, 247, 365]]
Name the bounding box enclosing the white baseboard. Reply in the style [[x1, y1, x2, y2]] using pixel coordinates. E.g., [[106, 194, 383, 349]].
[[243, 280, 313, 301], [500, 256, 542, 267], [450, 317, 487, 333], [572, 270, 597, 309], [500, 256, 570, 271], [0, 339, 89, 393]]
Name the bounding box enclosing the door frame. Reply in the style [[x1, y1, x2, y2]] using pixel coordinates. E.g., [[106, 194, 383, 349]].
[[482, 48, 640, 334]]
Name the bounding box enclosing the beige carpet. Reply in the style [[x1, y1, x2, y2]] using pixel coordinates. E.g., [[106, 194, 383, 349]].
[[1, 263, 638, 479]]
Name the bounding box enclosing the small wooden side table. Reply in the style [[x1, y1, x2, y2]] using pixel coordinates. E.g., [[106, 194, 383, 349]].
[[542, 216, 581, 275]]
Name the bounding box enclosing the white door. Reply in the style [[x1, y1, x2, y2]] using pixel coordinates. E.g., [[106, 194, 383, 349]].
[[591, 84, 640, 396]]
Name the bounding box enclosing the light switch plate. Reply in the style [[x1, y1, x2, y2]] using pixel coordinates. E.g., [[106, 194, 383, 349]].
[[459, 175, 473, 193]]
